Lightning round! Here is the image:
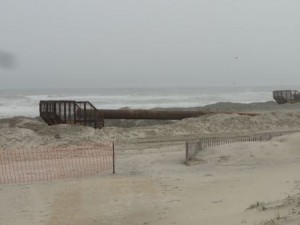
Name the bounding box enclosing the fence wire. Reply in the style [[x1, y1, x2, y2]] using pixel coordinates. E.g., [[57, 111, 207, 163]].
[[0, 142, 114, 184]]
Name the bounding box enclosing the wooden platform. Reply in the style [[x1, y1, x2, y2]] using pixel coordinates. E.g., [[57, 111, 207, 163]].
[[39, 101, 104, 129]]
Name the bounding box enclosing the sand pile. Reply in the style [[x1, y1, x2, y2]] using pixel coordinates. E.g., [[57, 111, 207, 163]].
[[1, 111, 300, 149], [0, 116, 45, 131], [157, 101, 300, 112], [176, 111, 300, 133], [105, 111, 300, 139], [0, 128, 41, 149], [0, 117, 101, 149], [198, 101, 300, 112]]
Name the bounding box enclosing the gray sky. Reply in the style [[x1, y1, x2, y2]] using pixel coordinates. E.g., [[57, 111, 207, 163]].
[[1, 0, 300, 89]]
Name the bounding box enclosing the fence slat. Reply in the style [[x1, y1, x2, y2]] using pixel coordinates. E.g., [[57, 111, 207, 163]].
[[185, 131, 299, 162]]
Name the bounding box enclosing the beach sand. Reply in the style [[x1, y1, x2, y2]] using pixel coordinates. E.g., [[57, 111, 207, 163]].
[[1, 101, 300, 225]]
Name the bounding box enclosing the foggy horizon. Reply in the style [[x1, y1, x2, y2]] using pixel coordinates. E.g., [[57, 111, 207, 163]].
[[1, 1, 300, 89]]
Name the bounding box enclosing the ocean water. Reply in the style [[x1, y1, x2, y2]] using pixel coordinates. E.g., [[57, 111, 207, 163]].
[[0, 86, 293, 119]]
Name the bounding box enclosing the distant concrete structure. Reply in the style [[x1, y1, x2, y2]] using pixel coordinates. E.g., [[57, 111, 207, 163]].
[[273, 90, 300, 104]]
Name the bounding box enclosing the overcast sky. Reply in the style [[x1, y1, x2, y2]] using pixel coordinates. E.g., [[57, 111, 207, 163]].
[[0, 0, 300, 89]]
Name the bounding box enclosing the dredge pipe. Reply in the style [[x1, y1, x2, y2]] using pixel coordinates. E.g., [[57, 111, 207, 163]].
[[98, 109, 258, 120]]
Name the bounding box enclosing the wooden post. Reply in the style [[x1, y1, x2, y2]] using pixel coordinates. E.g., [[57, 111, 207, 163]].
[[185, 141, 188, 162], [113, 142, 115, 174]]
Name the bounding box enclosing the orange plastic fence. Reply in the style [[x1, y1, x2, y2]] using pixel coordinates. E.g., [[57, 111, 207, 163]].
[[0, 142, 114, 184]]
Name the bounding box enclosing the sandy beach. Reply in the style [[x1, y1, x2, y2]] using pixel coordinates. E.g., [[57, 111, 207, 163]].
[[1, 101, 300, 225]]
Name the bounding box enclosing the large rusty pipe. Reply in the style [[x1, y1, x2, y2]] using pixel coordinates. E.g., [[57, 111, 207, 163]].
[[98, 109, 258, 120]]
